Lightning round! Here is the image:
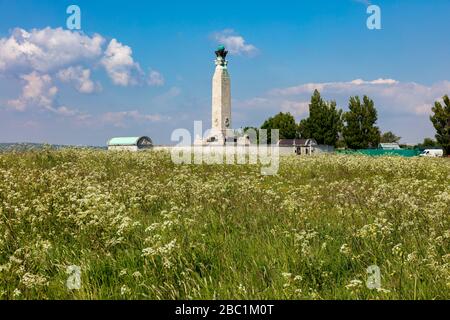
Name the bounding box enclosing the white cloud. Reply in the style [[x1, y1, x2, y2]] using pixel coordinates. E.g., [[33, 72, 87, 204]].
[[235, 97, 269, 108], [7, 72, 58, 111], [0, 27, 104, 73], [0, 27, 161, 89], [361, 79, 398, 85], [269, 79, 450, 116], [270, 78, 399, 96], [101, 39, 143, 86], [164, 86, 181, 98], [50, 106, 91, 122], [235, 96, 310, 123], [213, 29, 258, 56], [57, 66, 101, 93], [101, 110, 168, 128], [54, 106, 78, 117], [148, 69, 165, 87], [0, 27, 164, 123], [151, 86, 182, 106], [4, 70, 90, 120], [280, 100, 310, 117]]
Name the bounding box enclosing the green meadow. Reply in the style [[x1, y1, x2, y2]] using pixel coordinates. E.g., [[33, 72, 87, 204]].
[[0, 149, 449, 300]]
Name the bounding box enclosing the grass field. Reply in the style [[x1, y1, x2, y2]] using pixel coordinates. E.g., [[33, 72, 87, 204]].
[[0, 149, 449, 300]]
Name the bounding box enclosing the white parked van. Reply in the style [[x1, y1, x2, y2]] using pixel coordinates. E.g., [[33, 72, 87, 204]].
[[419, 149, 444, 157]]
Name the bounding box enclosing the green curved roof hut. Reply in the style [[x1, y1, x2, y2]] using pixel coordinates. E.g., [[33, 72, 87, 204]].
[[107, 136, 153, 151]]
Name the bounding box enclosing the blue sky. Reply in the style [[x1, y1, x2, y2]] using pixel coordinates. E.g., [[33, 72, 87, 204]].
[[0, 0, 449, 145]]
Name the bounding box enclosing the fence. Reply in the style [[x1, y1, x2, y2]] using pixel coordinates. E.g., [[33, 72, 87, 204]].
[[336, 149, 421, 157]]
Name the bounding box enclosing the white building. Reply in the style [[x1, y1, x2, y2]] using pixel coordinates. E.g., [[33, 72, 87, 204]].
[[379, 143, 401, 150], [107, 137, 153, 151], [277, 139, 334, 155]]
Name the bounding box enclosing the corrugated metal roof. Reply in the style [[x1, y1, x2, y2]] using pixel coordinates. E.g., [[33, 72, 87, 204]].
[[278, 139, 317, 147], [108, 137, 142, 146], [379, 143, 401, 150]]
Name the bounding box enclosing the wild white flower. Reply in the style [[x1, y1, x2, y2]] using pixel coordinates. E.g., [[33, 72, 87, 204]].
[[119, 269, 127, 277], [407, 252, 418, 263], [238, 284, 247, 294], [345, 279, 363, 290], [142, 247, 156, 256], [21, 272, 48, 288], [41, 240, 52, 251], [0, 263, 11, 272], [120, 285, 131, 296], [294, 275, 303, 282], [376, 288, 391, 294], [9, 256, 23, 264], [340, 244, 351, 256], [13, 289, 21, 297], [392, 244, 403, 257]]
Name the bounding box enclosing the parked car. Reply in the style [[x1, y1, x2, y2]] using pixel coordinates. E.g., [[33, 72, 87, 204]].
[[419, 149, 444, 157]]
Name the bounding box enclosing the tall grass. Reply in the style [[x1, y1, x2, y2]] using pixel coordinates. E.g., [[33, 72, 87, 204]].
[[0, 149, 449, 299]]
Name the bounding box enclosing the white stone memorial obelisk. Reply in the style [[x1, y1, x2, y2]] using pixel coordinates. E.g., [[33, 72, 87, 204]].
[[209, 45, 232, 144]]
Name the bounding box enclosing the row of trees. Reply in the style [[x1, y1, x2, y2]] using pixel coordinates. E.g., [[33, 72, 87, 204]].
[[430, 95, 450, 155], [257, 90, 382, 149], [250, 90, 450, 154]]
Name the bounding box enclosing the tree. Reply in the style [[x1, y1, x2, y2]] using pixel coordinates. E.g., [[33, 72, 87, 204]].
[[417, 138, 439, 149], [430, 95, 450, 155], [342, 96, 381, 149], [261, 112, 298, 143], [380, 131, 401, 143], [243, 126, 259, 144], [298, 90, 343, 147], [243, 126, 259, 134]]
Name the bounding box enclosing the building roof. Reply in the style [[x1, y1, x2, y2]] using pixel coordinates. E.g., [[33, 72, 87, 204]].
[[379, 143, 401, 150], [108, 137, 152, 146], [278, 139, 317, 147]]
